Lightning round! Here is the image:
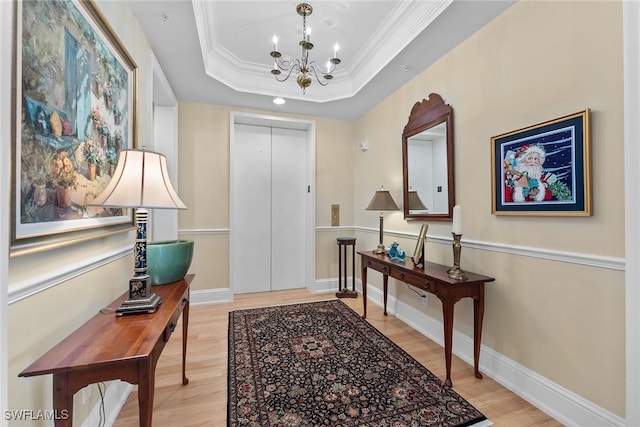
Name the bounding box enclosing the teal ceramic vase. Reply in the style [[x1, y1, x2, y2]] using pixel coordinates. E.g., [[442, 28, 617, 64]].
[[147, 240, 194, 285]]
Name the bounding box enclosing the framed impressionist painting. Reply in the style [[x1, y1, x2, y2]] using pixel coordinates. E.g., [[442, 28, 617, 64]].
[[11, 0, 137, 256], [491, 110, 591, 216]]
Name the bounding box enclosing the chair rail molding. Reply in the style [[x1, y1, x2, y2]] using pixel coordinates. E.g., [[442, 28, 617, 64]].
[[7, 246, 131, 305], [354, 226, 624, 271], [179, 228, 230, 235]]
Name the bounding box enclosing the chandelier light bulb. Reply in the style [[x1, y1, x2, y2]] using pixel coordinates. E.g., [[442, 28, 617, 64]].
[[306, 27, 311, 42], [326, 61, 331, 73], [272, 35, 278, 51], [334, 43, 339, 58]]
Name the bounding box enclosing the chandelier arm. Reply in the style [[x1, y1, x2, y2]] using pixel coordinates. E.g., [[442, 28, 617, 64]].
[[325, 61, 337, 75], [308, 64, 329, 86], [274, 64, 299, 83], [308, 60, 335, 76], [275, 56, 301, 72]]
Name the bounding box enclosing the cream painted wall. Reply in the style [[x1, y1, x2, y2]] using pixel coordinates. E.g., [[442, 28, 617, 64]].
[[315, 118, 357, 280], [176, 0, 626, 417], [177, 102, 356, 291], [2, 0, 628, 424], [9, 258, 131, 426], [4, 1, 159, 425], [353, 0, 625, 417], [177, 104, 230, 291]]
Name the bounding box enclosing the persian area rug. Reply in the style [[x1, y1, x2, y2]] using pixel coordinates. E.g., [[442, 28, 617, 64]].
[[227, 299, 490, 427]]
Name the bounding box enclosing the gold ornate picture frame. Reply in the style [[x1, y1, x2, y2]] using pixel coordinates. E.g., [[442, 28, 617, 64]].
[[11, 0, 137, 257], [491, 110, 591, 216]]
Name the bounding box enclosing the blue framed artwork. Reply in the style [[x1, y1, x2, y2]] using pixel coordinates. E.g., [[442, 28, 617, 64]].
[[491, 110, 591, 216], [11, 0, 137, 257]]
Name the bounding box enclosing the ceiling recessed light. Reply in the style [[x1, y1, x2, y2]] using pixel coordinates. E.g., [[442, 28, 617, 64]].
[[332, 1, 350, 12], [322, 17, 337, 29], [273, 97, 286, 105], [160, 12, 170, 22]]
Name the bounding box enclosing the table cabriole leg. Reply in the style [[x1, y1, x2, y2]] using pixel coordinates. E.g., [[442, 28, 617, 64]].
[[351, 244, 356, 293], [383, 275, 388, 316], [473, 285, 485, 380], [361, 263, 367, 319], [441, 297, 455, 387], [182, 298, 190, 385]]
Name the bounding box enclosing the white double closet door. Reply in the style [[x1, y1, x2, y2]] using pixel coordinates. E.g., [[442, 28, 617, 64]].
[[231, 124, 307, 294]]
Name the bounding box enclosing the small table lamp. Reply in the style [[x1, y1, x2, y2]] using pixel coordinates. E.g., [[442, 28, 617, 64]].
[[91, 148, 187, 315], [366, 186, 399, 254]]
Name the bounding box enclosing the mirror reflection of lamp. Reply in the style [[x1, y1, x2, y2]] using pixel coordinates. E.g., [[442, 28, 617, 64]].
[[366, 186, 399, 254], [90, 147, 187, 316], [408, 187, 428, 212]]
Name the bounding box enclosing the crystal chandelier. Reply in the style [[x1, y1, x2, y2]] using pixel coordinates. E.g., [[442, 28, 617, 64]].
[[269, 3, 341, 94]]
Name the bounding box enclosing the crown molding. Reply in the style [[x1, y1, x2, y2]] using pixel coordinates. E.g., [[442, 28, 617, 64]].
[[347, 0, 452, 93]]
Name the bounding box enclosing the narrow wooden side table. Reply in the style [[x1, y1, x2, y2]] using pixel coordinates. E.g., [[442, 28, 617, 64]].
[[336, 237, 357, 298], [358, 251, 495, 386], [19, 275, 194, 427]]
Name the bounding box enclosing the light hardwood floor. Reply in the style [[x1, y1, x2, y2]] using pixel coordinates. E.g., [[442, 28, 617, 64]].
[[112, 289, 562, 426]]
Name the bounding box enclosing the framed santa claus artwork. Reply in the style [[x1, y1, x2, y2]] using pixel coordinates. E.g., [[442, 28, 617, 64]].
[[490, 109, 591, 216]]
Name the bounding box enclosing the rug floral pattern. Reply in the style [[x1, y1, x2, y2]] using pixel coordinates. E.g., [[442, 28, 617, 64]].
[[228, 300, 488, 426]]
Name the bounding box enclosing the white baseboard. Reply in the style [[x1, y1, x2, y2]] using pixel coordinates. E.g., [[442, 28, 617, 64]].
[[81, 381, 132, 427], [190, 287, 233, 306], [309, 278, 340, 294], [362, 281, 625, 427], [186, 281, 346, 302], [187, 281, 344, 305]]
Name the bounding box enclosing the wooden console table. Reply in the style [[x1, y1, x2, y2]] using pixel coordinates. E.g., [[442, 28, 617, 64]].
[[358, 251, 494, 387], [19, 274, 194, 427]]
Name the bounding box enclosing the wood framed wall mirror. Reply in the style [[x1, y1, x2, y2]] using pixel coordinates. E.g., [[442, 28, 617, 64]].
[[402, 93, 455, 221]]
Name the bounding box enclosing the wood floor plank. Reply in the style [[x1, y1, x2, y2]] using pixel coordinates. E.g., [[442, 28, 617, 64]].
[[112, 289, 561, 426]]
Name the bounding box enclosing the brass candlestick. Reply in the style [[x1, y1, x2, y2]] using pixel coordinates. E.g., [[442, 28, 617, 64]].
[[447, 233, 467, 281]]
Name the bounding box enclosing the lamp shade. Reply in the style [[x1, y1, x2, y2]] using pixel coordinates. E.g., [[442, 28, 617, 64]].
[[366, 189, 399, 211], [408, 190, 428, 211], [91, 148, 186, 209]]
